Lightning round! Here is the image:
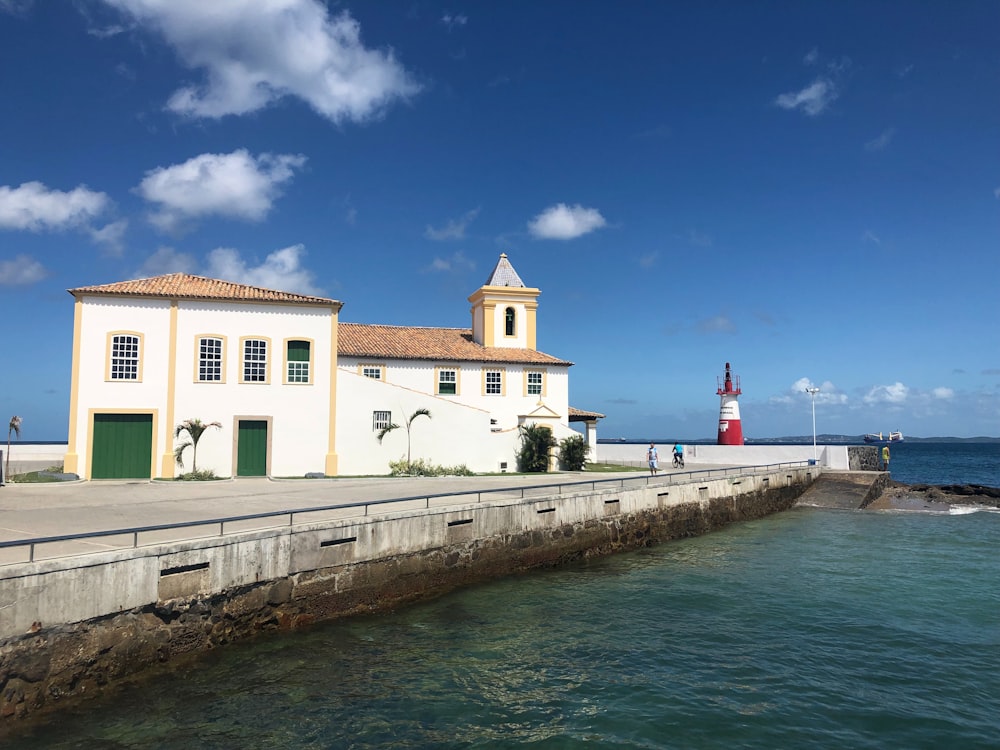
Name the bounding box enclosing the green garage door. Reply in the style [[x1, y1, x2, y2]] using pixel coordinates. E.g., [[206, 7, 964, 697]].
[[237, 420, 268, 476], [92, 413, 153, 479]]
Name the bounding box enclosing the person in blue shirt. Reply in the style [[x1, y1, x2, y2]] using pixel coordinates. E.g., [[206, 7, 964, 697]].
[[672, 443, 684, 467]]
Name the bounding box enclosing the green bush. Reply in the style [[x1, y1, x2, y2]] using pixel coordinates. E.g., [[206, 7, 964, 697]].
[[558, 434, 590, 471], [388, 457, 473, 477], [517, 423, 557, 472], [177, 469, 220, 481]]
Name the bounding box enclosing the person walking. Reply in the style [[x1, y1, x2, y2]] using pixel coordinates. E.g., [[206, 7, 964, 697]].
[[647, 443, 659, 475], [882, 444, 890, 471]]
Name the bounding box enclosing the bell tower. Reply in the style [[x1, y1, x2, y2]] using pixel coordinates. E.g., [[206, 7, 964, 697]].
[[468, 253, 540, 350]]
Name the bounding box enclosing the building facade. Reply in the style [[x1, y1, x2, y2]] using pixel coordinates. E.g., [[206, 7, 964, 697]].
[[64, 254, 599, 479]]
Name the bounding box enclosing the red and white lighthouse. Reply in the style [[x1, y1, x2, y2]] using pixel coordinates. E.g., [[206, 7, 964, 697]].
[[716, 362, 744, 446]]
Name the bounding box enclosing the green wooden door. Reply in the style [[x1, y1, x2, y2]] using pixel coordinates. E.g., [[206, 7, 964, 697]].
[[237, 420, 268, 476], [92, 413, 153, 479]]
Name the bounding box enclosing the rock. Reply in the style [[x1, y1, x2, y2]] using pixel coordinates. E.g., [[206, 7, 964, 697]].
[[868, 481, 1000, 510]]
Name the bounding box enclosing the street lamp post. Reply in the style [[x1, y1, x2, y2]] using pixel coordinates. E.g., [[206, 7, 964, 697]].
[[805, 387, 820, 462]]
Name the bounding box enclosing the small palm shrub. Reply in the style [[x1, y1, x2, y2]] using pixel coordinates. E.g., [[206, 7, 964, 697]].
[[517, 423, 557, 473], [559, 434, 590, 471]]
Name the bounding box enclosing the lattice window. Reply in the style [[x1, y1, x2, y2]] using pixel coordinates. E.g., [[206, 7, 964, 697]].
[[110, 334, 140, 380], [373, 410, 392, 431], [198, 337, 223, 382], [243, 339, 268, 382], [287, 340, 310, 383], [486, 370, 502, 395], [527, 371, 543, 395], [438, 369, 457, 395]]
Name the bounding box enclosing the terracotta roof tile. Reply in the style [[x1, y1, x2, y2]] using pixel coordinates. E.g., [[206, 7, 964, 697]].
[[69, 273, 341, 308], [568, 406, 606, 420], [338, 323, 572, 366]]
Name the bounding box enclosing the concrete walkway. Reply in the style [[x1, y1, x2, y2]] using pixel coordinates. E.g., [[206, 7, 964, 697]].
[[0, 466, 719, 546]]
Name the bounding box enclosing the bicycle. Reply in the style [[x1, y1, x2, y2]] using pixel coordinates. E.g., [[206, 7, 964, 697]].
[[672, 453, 684, 468]]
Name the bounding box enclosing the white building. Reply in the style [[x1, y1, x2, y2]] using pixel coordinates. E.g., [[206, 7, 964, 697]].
[[64, 254, 602, 479]]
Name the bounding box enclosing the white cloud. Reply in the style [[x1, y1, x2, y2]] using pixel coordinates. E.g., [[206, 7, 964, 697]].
[[773, 378, 848, 405], [775, 78, 837, 116], [694, 315, 736, 334], [441, 13, 468, 30], [638, 251, 658, 269], [137, 149, 305, 231], [100, 0, 420, 123], [864, 382, 909, 405], [0, 0, 33, 17], [862, 230, 881, 245], [135, 246, 198, 277], [425, 208, 480, 240], [205, 244, 322, 296], [803, 47, 819, 65], [865, 127, 896, 152], [994, 187, 1000, 199], [426, 250, 475, 273], [932, 387, 954, 399], [89, 219, 129, 256], [0, 181, 109, 231], [528, 203, 607, 240], [0, 254, 47, 285]]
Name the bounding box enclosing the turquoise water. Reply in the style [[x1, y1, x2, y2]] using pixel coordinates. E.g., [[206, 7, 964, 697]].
[[11, 504, 1000, 749]]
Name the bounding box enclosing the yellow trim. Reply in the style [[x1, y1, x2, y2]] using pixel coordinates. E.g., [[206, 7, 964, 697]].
[[325, 311, 339, 476], [358, 362, 387, 381], [482, 303, 495, 347], [85, 408, 159, 481], [467, 285, 540, 349], [525, 300, 538, 351], [282, 337, 315, 385], [435, 365, 461, 396], [64, 298, 84, 475], [482, 367, 506, 396], [193, 333, 228, 384], [239, 335, 273, 384], [105, 330, 144, 382], [524, 368, 546, 397], [160, 302, 178, 478]]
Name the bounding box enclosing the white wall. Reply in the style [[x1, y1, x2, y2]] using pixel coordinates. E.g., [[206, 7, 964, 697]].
[[172, 301, 334, 477], [339, 357, 570, 432], [74, 296, 337, 479], [335, 369, 519, 474], [595, 443, 851, 470]]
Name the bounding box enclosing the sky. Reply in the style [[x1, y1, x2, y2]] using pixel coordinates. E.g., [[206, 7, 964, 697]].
[[1, 0, 998, 442]]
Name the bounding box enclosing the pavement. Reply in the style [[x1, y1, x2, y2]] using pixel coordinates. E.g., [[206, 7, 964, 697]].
[[0, 467, 714, 554]]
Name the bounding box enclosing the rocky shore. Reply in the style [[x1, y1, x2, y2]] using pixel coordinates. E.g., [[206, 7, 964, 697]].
[[866, 482, 1000, 512]]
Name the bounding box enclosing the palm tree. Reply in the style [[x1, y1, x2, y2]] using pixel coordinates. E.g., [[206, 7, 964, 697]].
[[377, 408, 431, 473], [173, 418, 222, 473], [6, 415, 21, 479]]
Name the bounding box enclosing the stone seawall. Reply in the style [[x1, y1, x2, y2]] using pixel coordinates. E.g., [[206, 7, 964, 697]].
[[0, 469, 814, 732]]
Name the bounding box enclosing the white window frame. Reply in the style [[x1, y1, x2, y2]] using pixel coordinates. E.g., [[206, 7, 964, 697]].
[[196, 335, 225, 383], [373, 410, 392, 431], [107, 332, 142, 381], [241, 337, 270, 384]]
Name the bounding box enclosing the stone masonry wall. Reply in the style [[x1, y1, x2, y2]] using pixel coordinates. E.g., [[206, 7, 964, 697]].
[[0, 479, 808, 735]]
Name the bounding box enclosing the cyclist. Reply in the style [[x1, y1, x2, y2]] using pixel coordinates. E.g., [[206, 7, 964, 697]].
[[672, 442, 684, 468]]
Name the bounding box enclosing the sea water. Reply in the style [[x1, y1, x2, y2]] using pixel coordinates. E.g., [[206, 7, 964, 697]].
[[8, 445, 1000, 749]]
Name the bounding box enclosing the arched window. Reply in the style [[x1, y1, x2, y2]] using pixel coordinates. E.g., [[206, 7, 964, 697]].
[[505, 306, 516, 336]]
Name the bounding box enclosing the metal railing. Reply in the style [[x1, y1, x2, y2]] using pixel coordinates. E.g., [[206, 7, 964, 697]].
[[0, 461, 811, 565]]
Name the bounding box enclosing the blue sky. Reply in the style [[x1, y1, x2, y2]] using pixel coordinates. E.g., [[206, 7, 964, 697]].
[[1, 0, 998, 441]]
